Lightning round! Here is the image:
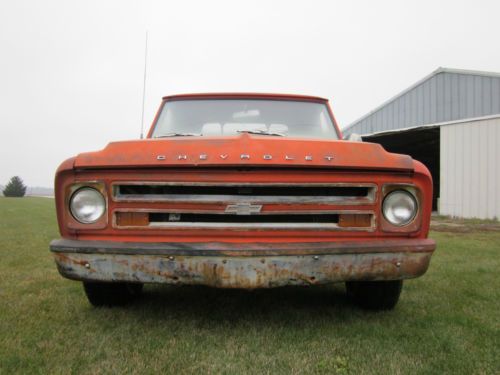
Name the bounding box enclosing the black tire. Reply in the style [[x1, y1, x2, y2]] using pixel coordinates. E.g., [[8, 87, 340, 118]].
[[83, 282, 143, 307], [345, 280, 403, 310]]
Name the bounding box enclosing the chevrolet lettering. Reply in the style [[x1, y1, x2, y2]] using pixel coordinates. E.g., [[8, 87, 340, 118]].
[[155, 153, 335, 161]]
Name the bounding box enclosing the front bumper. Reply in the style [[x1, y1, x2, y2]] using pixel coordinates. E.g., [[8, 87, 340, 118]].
[[50, 238, 436, 288]]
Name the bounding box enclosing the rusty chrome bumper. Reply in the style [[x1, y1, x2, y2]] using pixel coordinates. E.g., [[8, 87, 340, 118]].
[[50, 239, 436, 288]]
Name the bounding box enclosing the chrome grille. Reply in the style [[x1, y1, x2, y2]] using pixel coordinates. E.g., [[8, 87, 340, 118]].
[[112, 182, 376, 232]]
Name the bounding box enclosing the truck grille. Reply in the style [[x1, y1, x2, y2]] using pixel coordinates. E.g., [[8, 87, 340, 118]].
[[112, 182, 376, 232]]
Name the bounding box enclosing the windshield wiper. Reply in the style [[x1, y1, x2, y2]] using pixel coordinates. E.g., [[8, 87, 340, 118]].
[[237, 130, 285, 137], [154, 133, 201, 138]]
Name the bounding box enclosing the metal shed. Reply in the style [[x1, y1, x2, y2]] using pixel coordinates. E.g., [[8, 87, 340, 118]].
[[343, 68, 500, 219]]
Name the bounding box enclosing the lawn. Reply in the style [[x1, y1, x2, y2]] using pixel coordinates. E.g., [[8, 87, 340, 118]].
[[0, 197, 499, 374]]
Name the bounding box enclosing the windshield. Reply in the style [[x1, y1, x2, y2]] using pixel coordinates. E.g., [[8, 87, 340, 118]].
[[151, 99, 339, 139]]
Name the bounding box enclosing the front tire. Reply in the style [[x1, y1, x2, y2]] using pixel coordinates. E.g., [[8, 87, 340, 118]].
[[83, 282, 143, 307], [345, 280, 403, 310]]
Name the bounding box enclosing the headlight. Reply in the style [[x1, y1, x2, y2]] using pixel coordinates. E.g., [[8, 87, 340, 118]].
[[382, 190, 417, 226], [70, 187, 106, 224]]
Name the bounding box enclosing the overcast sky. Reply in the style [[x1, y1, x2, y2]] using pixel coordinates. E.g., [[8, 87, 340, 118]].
[[1, 0, 499, 187]]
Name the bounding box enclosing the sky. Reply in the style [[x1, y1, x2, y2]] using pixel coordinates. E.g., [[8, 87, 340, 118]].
[[1, 0, 499, 187]]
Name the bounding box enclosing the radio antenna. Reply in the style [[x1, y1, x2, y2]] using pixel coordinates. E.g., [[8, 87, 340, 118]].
[[140, 31, 149, 139]]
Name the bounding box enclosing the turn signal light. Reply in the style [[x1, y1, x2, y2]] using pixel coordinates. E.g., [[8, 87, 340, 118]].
[[116, 212, 149, 227], [338, 214, 371, 228]]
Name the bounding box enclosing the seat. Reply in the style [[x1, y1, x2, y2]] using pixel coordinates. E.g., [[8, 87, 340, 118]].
[[201, 123, 222, 136], [269, 123, 289, 134]]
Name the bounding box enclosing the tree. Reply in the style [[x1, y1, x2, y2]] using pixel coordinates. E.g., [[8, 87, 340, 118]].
[[3, 176, 27, 197]]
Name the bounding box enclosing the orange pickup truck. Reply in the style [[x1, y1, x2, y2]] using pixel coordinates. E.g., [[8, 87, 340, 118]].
[[50, 93, 435, 309]]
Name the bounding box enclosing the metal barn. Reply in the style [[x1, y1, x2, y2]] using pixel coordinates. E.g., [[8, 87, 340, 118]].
[[343, 68, 500, 219]]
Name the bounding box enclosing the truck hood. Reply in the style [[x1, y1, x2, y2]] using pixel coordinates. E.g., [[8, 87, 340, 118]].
[[74, 134, 414, 172]]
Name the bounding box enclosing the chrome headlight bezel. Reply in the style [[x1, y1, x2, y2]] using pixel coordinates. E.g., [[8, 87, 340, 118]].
[[382, 189, 418, 227], [69, 187, 106, 224]]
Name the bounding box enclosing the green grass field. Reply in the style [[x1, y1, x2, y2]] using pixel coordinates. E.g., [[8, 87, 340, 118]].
[[0, 197, 499, 374]]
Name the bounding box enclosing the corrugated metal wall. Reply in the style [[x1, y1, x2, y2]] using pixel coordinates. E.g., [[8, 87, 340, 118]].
[[345, 71, 500, 136], [440, 117, 500, 219]]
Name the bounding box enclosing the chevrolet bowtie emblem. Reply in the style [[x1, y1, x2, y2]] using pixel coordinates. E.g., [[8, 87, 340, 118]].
[[225, 203, 263, 215]]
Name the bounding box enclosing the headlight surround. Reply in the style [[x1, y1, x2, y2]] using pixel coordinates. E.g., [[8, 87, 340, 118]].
[[69, 187, 106, 224], [382, 190, 417, 226]]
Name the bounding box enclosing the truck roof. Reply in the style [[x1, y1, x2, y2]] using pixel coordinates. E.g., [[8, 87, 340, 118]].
[[162, 93, 329, 102]]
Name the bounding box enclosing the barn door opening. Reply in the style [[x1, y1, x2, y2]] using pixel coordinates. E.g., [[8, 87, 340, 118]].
[[363, 127, 440, 211]]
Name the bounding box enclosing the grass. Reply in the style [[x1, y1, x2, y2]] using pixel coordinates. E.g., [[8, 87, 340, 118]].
[[0, 197, 499, 374], [432, 214, 499, 225]]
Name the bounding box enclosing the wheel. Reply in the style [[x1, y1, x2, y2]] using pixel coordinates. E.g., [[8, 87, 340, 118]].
[[345, 280, 403, 310], [83, 282, 143, 307]]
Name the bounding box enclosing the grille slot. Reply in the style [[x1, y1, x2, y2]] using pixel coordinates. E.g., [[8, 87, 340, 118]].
[[150, 213, 340, 223], [114, 211, 374, 231], [113, 183, 376, 205], [118, 185, 369, 197]]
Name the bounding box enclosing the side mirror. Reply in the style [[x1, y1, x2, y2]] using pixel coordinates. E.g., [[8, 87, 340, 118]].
[[343, 133, 363, 142]]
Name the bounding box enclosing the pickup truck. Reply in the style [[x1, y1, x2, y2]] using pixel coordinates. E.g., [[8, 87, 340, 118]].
[[50, 93, 436, 309]]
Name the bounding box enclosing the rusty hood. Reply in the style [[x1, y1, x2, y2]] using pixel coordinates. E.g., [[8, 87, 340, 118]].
[[73, 133, 414, 172]]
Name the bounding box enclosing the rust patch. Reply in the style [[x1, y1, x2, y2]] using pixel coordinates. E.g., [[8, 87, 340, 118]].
[[52, 251, 432, 288]]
